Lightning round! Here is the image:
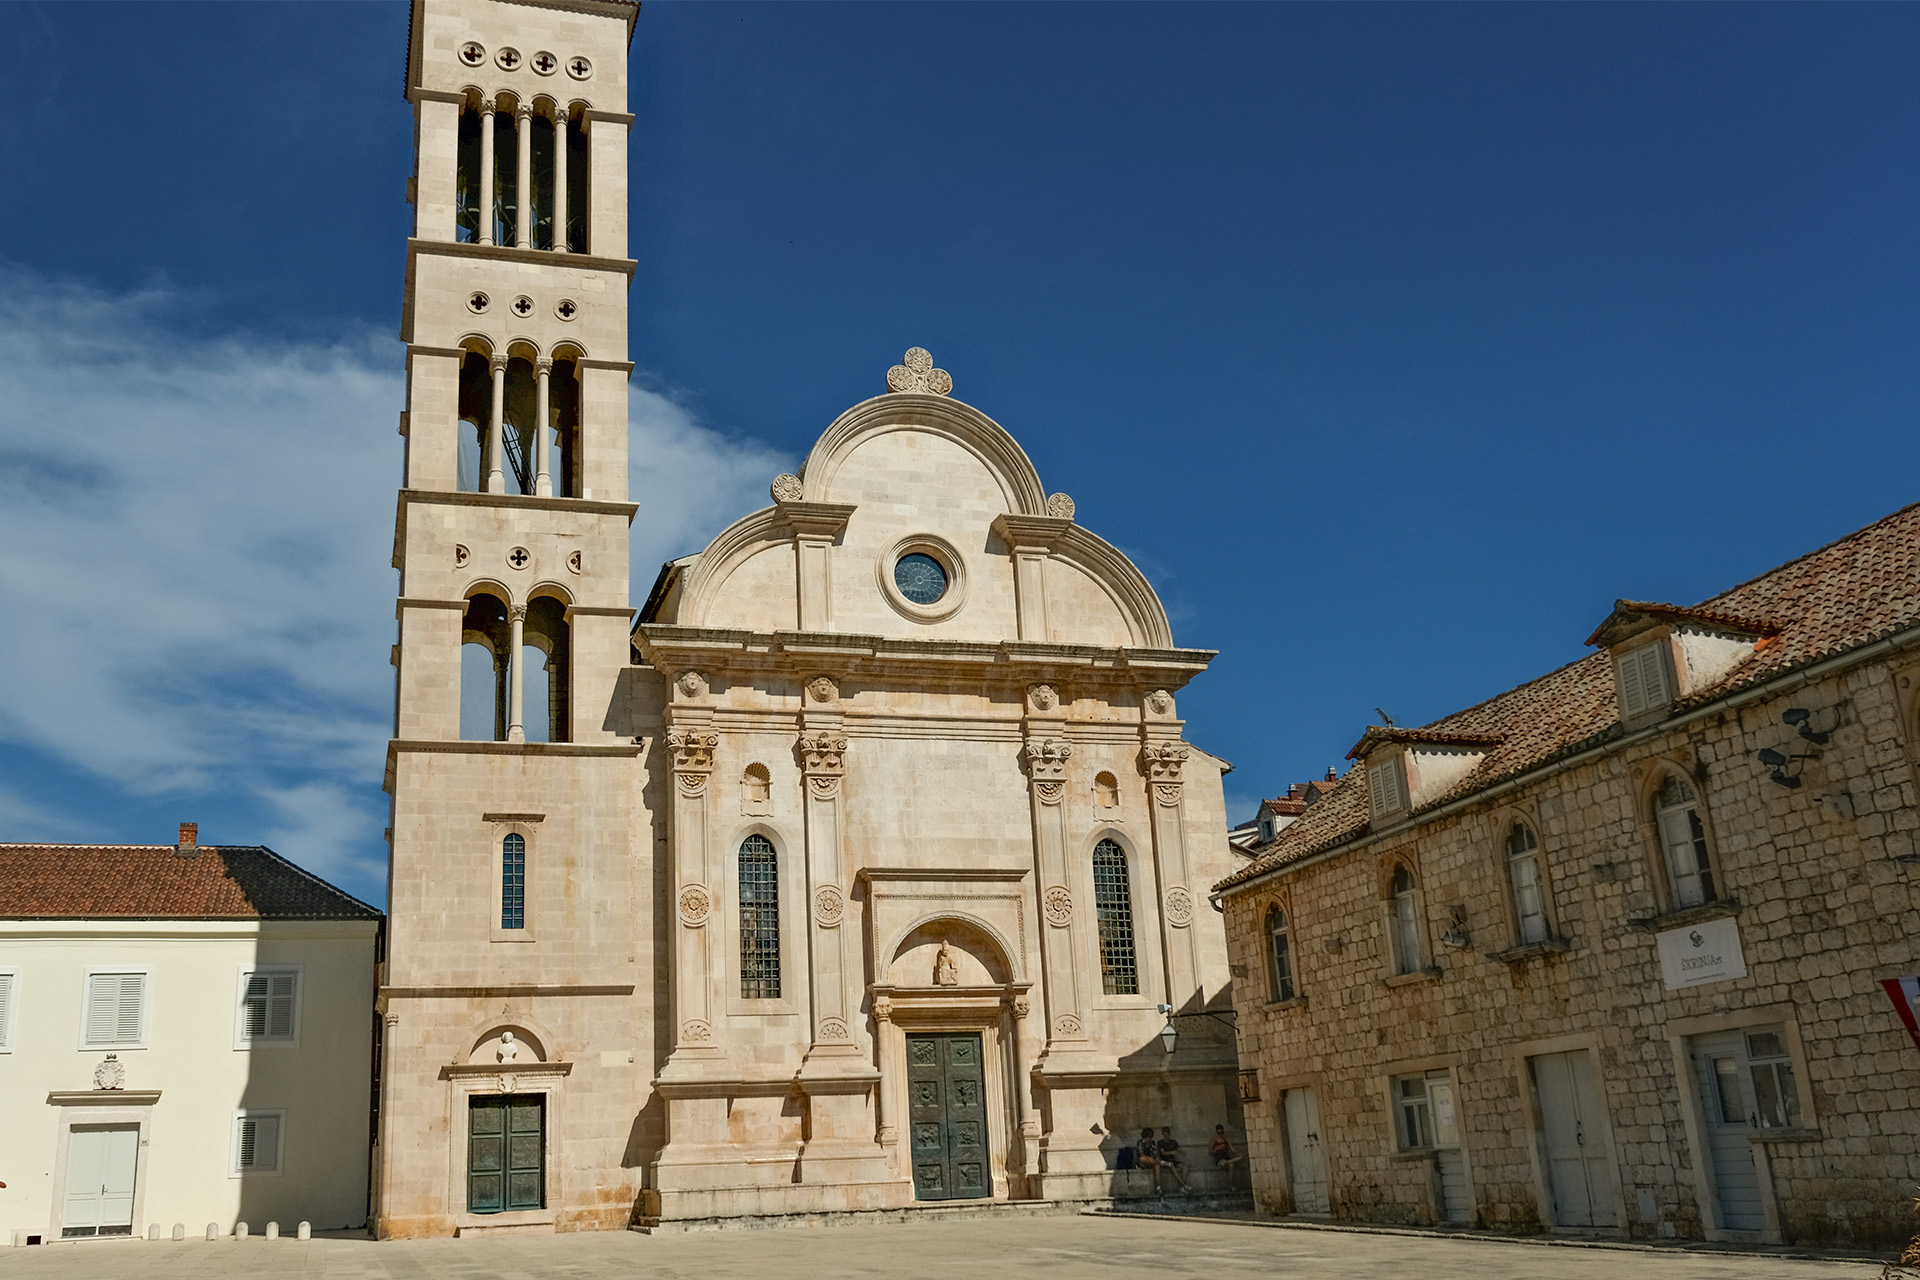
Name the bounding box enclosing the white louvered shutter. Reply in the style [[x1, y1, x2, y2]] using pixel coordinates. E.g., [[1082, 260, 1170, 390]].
[[1617, 644, 1671, 718], [242, 970, 299, 1042], [0, 973, 13, 1050], [1369, 758, 1404, 816], [239, 1114, 281, 1172], [268, 972, 296, 1039], [86, 973, 144, 1047]]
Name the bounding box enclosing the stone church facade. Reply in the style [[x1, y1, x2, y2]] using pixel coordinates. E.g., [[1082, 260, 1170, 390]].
[[378, 0, 1242, 1236]]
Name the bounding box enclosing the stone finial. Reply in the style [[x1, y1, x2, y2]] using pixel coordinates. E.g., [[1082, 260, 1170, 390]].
[[771, 473, 804, 503], [886, 347, 953, 396], [1046, 493, 1075, 520]]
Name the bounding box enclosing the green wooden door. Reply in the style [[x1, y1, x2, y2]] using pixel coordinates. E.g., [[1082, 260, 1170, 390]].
[[468, 1094, 545, 1213], [907, 1032, 990, 1201]]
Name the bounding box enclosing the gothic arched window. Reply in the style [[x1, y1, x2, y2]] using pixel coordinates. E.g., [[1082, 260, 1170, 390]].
[[1092, 838, 1139, 995], [500, 834, 526, 930], [739, 834, 781, 999], [1505, 821, 1550, 944], [1266, 905, 1295, 1002], [1387, 865, 1423, 976], [1653, 774, 1717, 908]]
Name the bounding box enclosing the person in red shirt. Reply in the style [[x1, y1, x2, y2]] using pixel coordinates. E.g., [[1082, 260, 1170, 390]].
[[1208, 1124, 1244, 1183]]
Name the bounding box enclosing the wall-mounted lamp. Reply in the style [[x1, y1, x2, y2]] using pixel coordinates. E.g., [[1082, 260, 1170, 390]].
[[1156, 1002, 1236, 1055]]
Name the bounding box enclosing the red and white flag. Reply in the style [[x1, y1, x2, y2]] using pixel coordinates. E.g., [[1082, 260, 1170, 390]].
[[1881, 977, 1920, 1053]]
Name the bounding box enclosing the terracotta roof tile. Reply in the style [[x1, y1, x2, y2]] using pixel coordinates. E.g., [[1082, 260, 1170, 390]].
[[1217, 500, 1920, 894], [0, 845, 382, 920]]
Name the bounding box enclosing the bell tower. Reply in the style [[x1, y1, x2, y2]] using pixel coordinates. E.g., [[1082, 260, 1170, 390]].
[[378, 0, 646, 1237]]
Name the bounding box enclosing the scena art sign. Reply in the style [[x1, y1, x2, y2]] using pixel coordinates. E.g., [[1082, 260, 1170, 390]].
[[1655, 916, 1747, 990]]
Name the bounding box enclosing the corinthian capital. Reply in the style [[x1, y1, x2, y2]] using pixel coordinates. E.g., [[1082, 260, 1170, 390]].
[[796, 730, 848, 776], [1140, 741, 1189, 783], [665, 729, 719, 773], [1022, 737, 1072, 783]]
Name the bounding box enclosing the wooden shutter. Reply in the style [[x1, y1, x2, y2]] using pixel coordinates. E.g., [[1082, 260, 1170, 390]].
[[242, 970, 299, 1042], [238, 1114, 281, 1172], [0, 973, 12, 1050], [1368, 759, 1403, 816], [1616, 644, 1670, 718], [86, 973, 143, 1047]]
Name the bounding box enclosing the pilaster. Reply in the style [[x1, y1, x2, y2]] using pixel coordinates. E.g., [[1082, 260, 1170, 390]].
[[661, 673, 726, 1077], [778, 500, 857, 632], [991, 514, 1072, 643], [1140, 688, 1198, 1010]]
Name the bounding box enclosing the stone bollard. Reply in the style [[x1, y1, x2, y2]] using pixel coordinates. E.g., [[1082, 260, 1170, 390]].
[[172, 1223, 186, 1241], [235, 1222, 249, 1239], [148, 1224, 161, 1240], [265, 1221, 279, 1241], [297, 1221, 311, 1241], [12, 1229, 27, 1247], [207, 1223, 221, 1241]]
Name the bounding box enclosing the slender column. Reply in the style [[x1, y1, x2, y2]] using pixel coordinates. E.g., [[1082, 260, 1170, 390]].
[[872, 996, 897, 1147], [552, 112, 569, 252], [477, 98, 497, 246], [534, 358, 553, 497], [486, 354, 507, 493], [1141, 717, 1197, 1007], [515, 103, 533, 248], [505, 606, 527, 744]]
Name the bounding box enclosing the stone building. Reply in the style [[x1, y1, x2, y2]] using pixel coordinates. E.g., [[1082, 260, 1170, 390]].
[[1214, 503, 1920, 1248], [378, 0, 1241, 1235], [0, 827, 380, 1245]]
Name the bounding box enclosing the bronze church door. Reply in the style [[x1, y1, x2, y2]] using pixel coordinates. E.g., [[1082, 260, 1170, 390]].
[[907, 1032, 990, 1201]]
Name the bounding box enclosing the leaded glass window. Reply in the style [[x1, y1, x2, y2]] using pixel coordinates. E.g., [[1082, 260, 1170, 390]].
[[1092, 838, 1138, 995], [501, 834, 526, 929], [739, 834, 781, 999], [894, 553, 948, 605]]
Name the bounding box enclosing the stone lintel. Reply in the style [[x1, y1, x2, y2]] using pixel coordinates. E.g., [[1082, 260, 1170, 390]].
[[48, 1090, 162, 1107], [775, 501, 858, 540]]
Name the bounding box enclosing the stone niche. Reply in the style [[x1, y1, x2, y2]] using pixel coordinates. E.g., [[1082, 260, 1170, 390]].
[[889, 918, 1012, 989]]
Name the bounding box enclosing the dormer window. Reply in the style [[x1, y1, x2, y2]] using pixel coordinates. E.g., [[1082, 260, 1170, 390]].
[[1368, 756, 1407, 818], [1615, 642, 1673, 719]]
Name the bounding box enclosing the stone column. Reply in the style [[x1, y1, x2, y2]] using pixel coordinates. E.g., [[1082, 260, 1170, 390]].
[[533, 358, 553, 497], [515, 102, 533, 248], [552, 111, 568, 252], [872, 996, 897, 1148], [505, 606, 526, 743], [663, 674, 722, 1065], [1140, 693, 1197, 1008], [1022, 684, 1084, 1048], [486, 354, 507, 494], [477, 97, 496, 246]]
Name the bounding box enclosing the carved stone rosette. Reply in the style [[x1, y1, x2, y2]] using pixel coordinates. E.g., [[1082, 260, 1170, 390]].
[[1042, 885, 1074, 927], [1052, 1013, 1083, 1038], [817, 1017, 850, 1042], [1163, 886, 1195, 928], [677, 884, 711, 927], [680, 1019, 713, 1043], [813, 885, 845, 928]]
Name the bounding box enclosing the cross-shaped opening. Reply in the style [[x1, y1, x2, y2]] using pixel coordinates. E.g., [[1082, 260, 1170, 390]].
[[508, 548, 530, 569], [533, 53, 555, 73], [570, 57, 591, 76], [556, 301, 575, 319], [513, 297, 534, 316], [461, 43, 485, 65], [499, 49, 520, 68], [470, 292, 490, 311]]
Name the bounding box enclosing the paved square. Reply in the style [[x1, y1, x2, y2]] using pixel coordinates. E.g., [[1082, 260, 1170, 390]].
[[0, 1214, 1881, 1279]]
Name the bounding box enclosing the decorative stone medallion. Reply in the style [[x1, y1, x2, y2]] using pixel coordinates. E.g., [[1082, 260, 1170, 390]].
[[554, 298, 578, 321], [566, 549, 584, 575], [885, 347, 953, 396], [93, 1054, 125, 1091], [1027, 683, 1059, 713], [506, 545, 531, 570], [680, 1020, 712, 1043], [677, 884, 711, 927], [567, 54, 593, 80], [1042, 885, 1074, 927], [676, 671, 708, 698], [454, 543, 471, 567], [771, 473, 804, 502], [530, 50, 558, 76], [818, 1018, 850, 1042], [458, 41, 486, 66], [495, 46, 522, 70], [1146, 689, 1175, 716], [806, 675, 838, 704], [1164, 886, 1195, 928], [1046, 493, 1076, 520], [1052, 1014, 1083, 1038], [466, 290, 491, 314], [510, 294, 535, 318], [813, 885, 845, 928]]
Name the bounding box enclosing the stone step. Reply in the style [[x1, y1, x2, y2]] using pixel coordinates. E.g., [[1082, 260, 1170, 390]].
[[633, 1198, 1064, 1234]]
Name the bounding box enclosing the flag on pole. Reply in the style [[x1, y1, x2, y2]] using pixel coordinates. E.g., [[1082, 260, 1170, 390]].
[[1881, 977, 1920, 1053]]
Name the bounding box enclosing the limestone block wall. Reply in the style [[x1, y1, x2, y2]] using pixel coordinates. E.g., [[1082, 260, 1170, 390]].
[[1222, 655, 1920, 1247]]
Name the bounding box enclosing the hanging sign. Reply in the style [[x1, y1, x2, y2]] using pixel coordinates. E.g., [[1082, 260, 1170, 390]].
[[1881, 977, 1920, 1053], [1656, 916, 1747, 990]]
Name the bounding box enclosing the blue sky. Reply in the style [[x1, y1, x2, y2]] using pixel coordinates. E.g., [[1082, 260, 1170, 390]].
[[3, 2, 1918, 908]]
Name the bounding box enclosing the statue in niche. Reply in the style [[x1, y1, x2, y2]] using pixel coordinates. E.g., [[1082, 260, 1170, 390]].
[[933, 940, 959, 987]]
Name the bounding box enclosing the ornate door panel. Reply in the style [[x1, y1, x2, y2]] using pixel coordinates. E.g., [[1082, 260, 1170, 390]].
[[468, 1094, 545, 1214], [907, 1032, 990, 1201]]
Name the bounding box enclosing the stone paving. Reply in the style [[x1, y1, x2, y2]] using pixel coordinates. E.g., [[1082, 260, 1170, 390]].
[[0, 1213, 1891, 1279]]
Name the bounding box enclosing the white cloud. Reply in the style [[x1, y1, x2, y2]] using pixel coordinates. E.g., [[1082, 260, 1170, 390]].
[[0, 264, 785, 897]]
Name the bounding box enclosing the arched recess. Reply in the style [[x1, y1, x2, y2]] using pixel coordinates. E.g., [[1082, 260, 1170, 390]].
[[464, 1020, 552, 1065], [501, 349, 540, 496], [548, 344, 585, 497], [456, 344, 494, 493], [461, 587, 512, 741], [527, 99, 559, 250], [489, 92, 522, 247], [455, 94, 484, 243], [522, 588, 572, 744], [886, 915, 1016, 988], [562, 104, 589, 252]]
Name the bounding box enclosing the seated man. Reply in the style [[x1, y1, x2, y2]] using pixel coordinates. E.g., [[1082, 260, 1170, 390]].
[[1208, 1124, 1244, 1181], [1155, 1127, 1190, 1190], [1134, 1127, 1163, 1187]]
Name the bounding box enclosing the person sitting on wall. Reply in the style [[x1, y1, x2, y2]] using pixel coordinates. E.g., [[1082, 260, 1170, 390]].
[[1155, 1127, 1191, 1191], [1208, 1124, 1244, 1182], [1134, 1127, 1168, 1190]]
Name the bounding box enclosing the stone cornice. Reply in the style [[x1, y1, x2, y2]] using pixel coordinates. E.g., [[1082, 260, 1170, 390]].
[[393, 488, 638, 569], [47, 1090, 162, 1107]]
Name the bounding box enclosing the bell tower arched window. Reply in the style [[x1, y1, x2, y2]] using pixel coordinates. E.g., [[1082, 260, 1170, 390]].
[[1092, 838, 1139, 995], [739, 835, 781, 999]]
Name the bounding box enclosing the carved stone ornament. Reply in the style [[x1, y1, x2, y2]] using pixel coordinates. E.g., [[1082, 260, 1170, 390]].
[[1046, 493, 1076, 521], [680, 1020, 713, 1043], [676, 670, 709, 699], [798, 731, 849, 775], [1140, 741, 1189, 782], [1022, 737, 1072, 784], [666, 729, 719, 773], [93, 1054, 125, 1091], [1042, 885, 1074, 927], [806, 675, 839, 704], [885, 347, 953, 396], [873, 995, 894, 1025], [1164, 886, 1195, 928], [1052, 1014, 1084, 1039], [1027, 683, 1060, 713], [454, 543, 471, 567], [933, 941, 959, 987], [1154, 782, 1183, 807], [808, 775, 841, 800], [813, 885, 845, 928], [771, 473, 805, 503], [1034, 780, 1065, 806], [678, 884, 712, 927], [498, 1072, 516, 1092], [1012, 994, 1032, 1019], [818, 1018, 851, 1042], [1146, 689, 1175, 716]]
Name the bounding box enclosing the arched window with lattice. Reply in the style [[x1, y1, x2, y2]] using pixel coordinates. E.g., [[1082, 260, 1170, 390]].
[[739, 835, 781, 999], [1092, 838, 1138, 995]]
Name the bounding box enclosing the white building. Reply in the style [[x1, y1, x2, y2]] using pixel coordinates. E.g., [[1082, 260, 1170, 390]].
[[0, 826, 381, 1246]]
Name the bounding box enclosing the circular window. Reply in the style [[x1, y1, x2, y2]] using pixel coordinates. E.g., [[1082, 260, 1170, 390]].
[[876, 535, 968, 623], [894, 553, 947, 605]]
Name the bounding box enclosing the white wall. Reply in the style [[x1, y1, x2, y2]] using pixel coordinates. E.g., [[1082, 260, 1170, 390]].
[[0, 919, 377, 1243]]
